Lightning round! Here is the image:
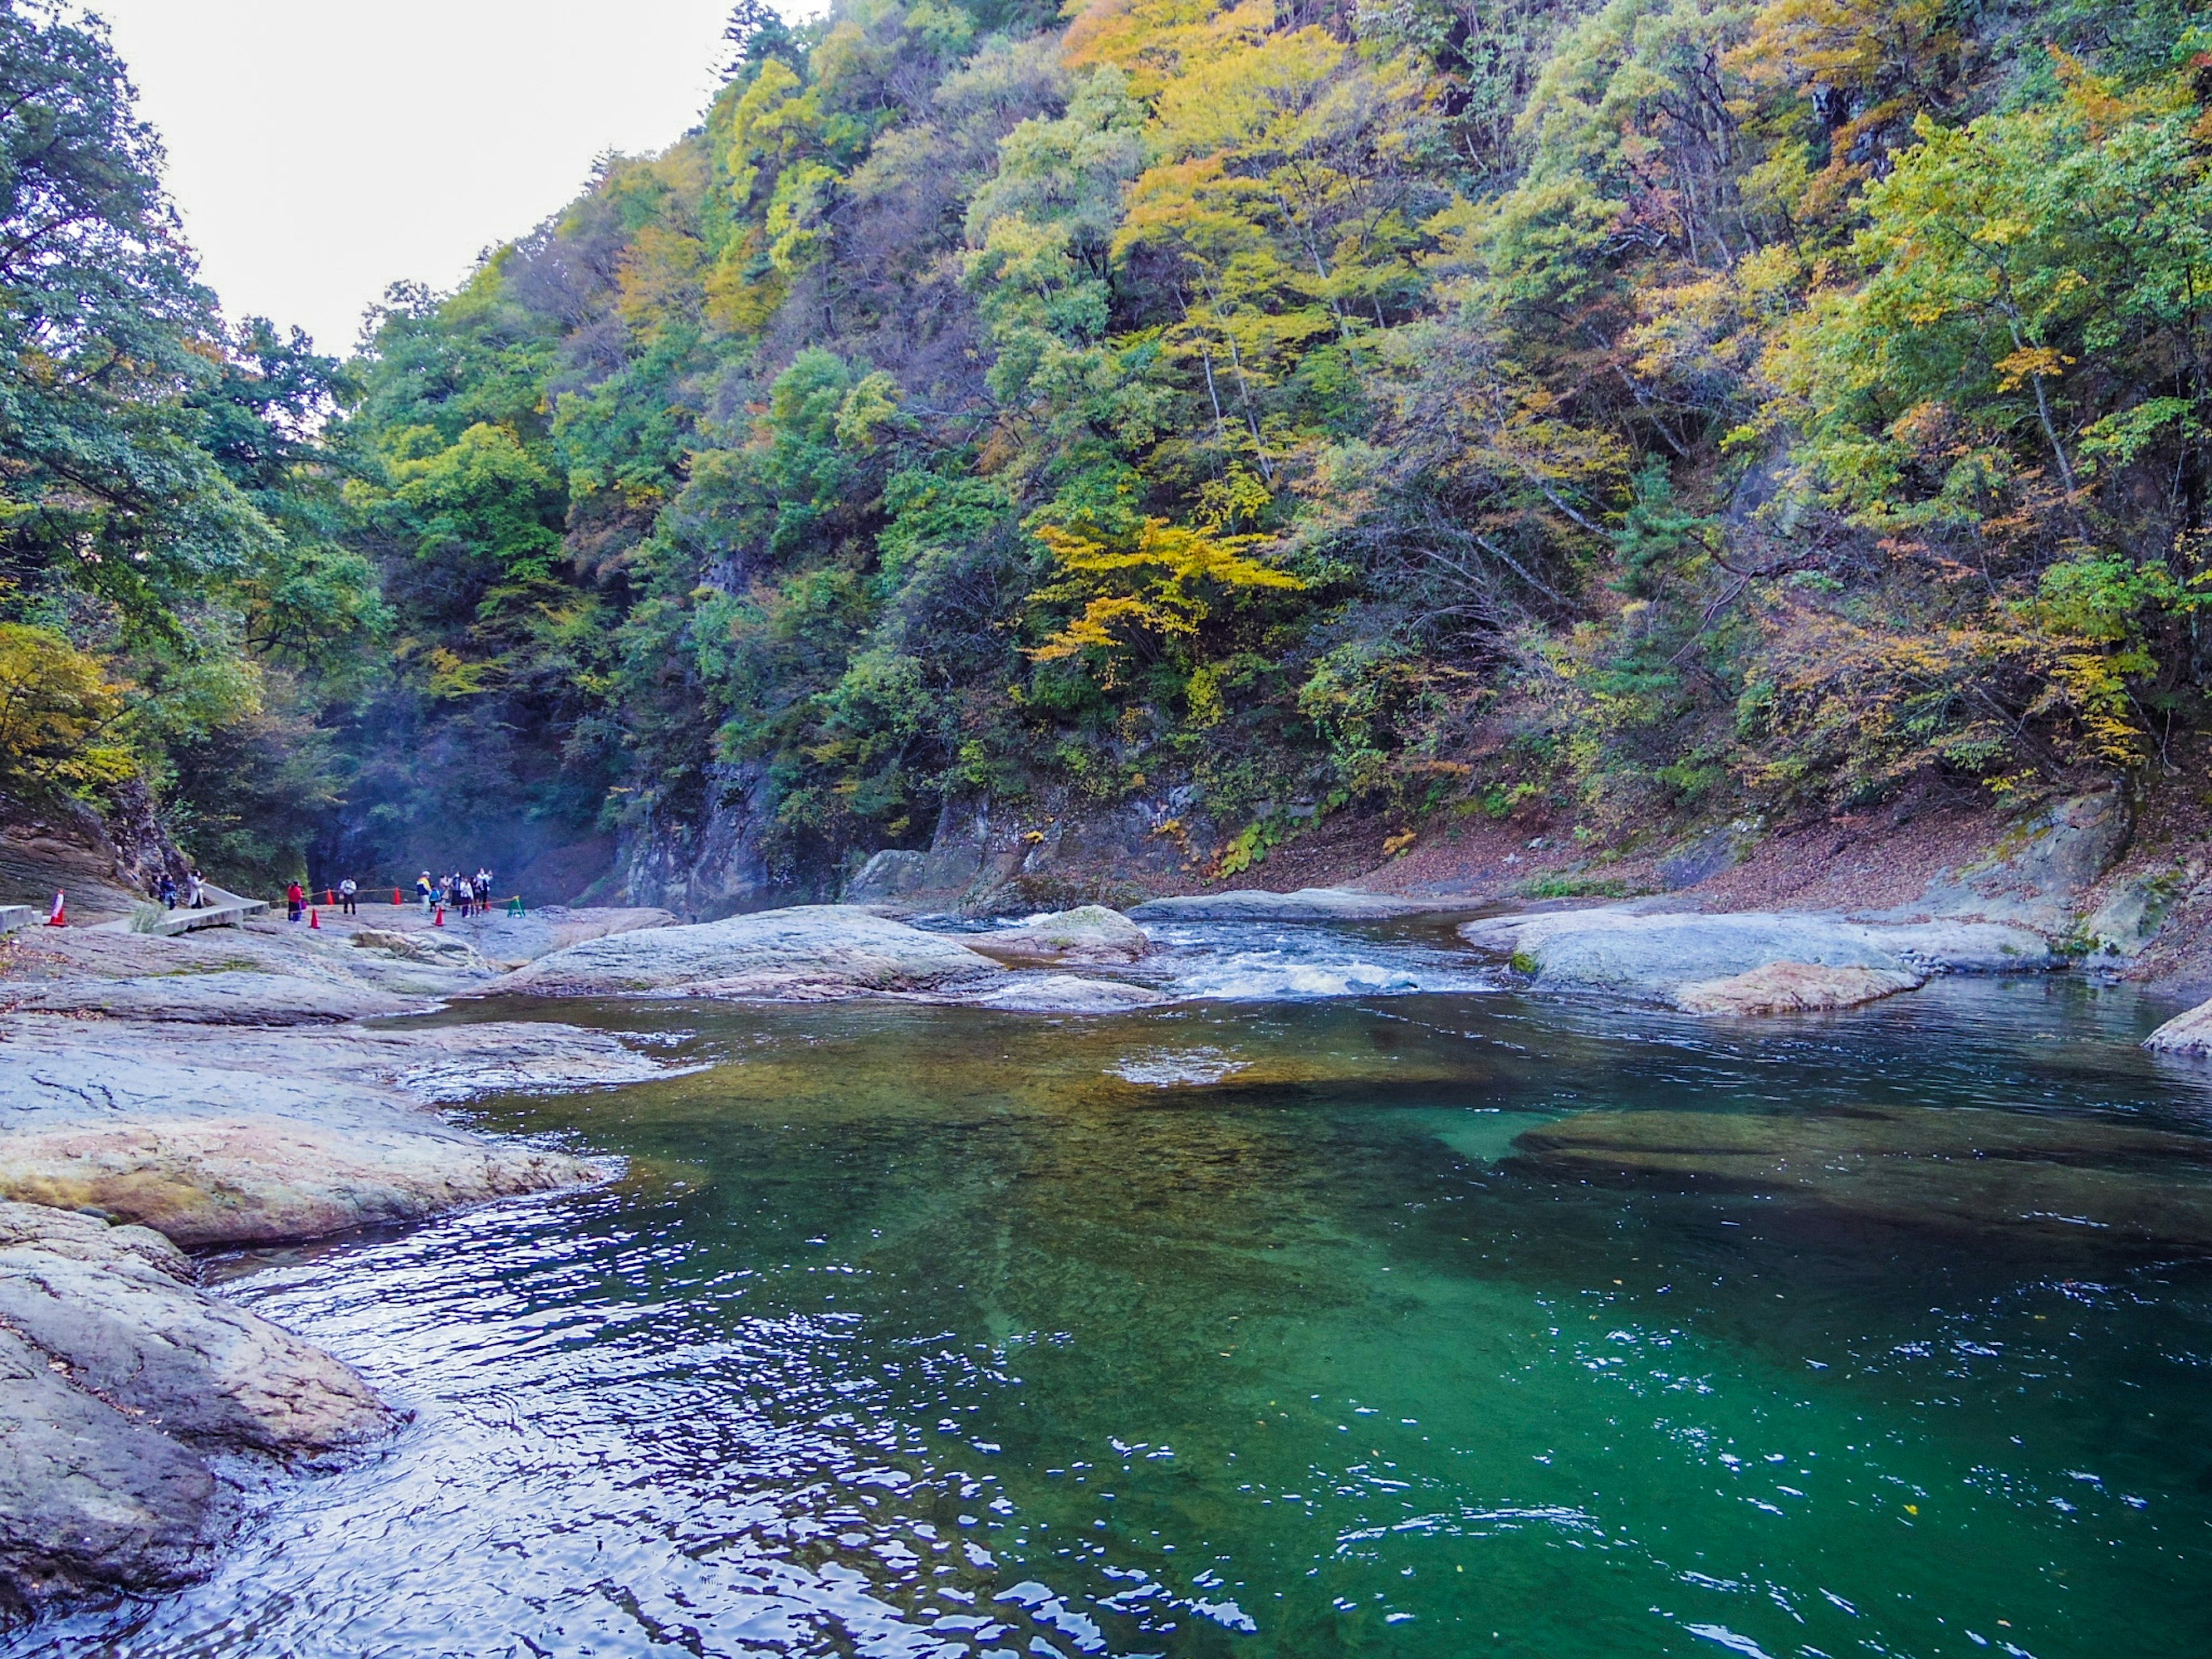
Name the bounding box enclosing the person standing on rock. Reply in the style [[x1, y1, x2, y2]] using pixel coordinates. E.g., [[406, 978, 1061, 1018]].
[[417, 871, 435, 915], [475, 868, 491, 911], [159, 873, 179, 909], [339, 877, 358, 916], [187, 868, 205, 909], [286, 880, 304, 922]]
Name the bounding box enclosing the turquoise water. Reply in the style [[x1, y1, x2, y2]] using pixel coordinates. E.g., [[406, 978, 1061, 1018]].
[[18, 936, 2212, 1658]]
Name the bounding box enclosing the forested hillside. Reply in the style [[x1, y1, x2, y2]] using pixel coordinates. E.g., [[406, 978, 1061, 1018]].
[[4, 0, 2209, 905]]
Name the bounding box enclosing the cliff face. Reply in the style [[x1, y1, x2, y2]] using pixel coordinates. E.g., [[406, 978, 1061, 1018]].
[[610, 762, 783, 921], [0, 783, 188, 918]]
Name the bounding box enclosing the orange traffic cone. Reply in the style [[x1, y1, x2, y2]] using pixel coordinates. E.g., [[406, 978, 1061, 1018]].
[[44, 890, 65, 927], [325, 888, 335, 906], [392, 888, 402, 906], [433, 904, 445, 927], [309, 908, 320, 929]]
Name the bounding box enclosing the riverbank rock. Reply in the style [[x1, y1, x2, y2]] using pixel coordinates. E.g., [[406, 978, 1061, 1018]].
[[496, 903, 1004, 999], [1908, 788, 2133, 933], [1461, 906, 2058, 1006], [0, 1203, 396, 1617], [2, 1031, 611, 1247], [9, 968, 424, 1025], [966, 906, 1150, 966], [967, 975, 1168, 1014], [1129, 887, 1430, 922], [1506, 1106, 2212, 1253], [1674, 962, 1925, 1016], [2145, 995, 2212, 1057]]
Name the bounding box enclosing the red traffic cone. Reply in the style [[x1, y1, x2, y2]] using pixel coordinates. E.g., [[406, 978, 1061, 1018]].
[[392, 887, 402, 906], [325, 887, 335, 906], [44, 890, 65, 927], [433, 904, 445, 927], [309, 908, 320, 929]]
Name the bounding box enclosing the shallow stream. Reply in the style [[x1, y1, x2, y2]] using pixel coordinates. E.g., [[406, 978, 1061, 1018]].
[[19, 920, 2212, 1658]]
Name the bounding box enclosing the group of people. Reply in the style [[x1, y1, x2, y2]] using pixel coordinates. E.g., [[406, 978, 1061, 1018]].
[[415, 868, 497, 918], [274, 868, 503, 922], [157, 869, 209, 910]]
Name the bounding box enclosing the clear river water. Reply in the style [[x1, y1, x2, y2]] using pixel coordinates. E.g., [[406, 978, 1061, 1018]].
[[15, 916, 2212, 1659]]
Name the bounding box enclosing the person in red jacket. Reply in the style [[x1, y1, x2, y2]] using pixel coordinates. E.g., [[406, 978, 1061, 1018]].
[[286, 880, 304, 922]]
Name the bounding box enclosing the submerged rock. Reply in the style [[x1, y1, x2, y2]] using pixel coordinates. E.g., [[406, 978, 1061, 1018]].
[[0, 1203, 395, 1617], [1675, 962, 1925, 1016], [1508, 1107, 2212, 1252], [1461, 906, 2057, 1005], [967, 905, 1150, 966], [1129, 887, 1429, 922], [496, 903, 1003, 999], [2145, 994, 2212, 1058]]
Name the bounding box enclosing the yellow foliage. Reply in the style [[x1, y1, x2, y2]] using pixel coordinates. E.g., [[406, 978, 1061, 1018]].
[[0, 624, 132, 790], [1031, 517, 1305, 679]]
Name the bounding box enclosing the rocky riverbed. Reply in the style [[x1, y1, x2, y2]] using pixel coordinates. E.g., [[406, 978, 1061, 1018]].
[[0, 903, 690, 1618], [7, 877, 2212, 1631]]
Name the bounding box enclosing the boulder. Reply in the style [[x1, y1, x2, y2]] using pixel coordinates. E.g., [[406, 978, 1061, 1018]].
[[1461, 906, 2058, 1002], [1129, 887, 1429, 922], [450, 904, 676, 965], [350, 927, 494, 972], [0, 1203, 396, 1617], [495, 903, 1004, 999], [2080, 866, 2195, 963], [2145, 995, 2212, 1058], [1673, 961, 1924, 1016], [966, 975, 1168, 1014], [967, 906, 1150, 966], [0, 1251, 392, 1456], [0, 1327, 226, 1616]]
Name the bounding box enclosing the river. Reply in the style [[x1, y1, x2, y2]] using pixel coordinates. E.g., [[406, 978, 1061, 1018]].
[[17, 918, 2212, 1657]]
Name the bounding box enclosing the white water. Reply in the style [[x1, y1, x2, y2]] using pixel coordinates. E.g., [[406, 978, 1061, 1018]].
[[1133, 920, 1497, 1002]]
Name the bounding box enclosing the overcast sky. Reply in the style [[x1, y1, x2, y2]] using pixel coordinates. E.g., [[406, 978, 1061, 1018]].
[[90, 2, 772, 355]]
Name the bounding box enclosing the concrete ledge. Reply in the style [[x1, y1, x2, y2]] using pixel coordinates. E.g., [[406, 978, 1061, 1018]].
[[0, 905, 37, 935], [86, 887, 269, 938]]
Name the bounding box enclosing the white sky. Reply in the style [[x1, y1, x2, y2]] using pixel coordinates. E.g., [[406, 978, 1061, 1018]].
[[89, 2, 773, 356]]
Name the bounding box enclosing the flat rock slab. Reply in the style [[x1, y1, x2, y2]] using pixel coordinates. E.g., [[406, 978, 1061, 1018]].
[[1129, 888, 1431, 922], [966, 906, 1150, 966], [1461, 906, 2058, 1002], [1675, 962, 1925, 1016], [1508, 1105, 2212, 1253], [497, 904, 1004, 999], [1, 1037, 611, 1247], [0, 1115, 604, 1248], [10, 969, 423, 1025]]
